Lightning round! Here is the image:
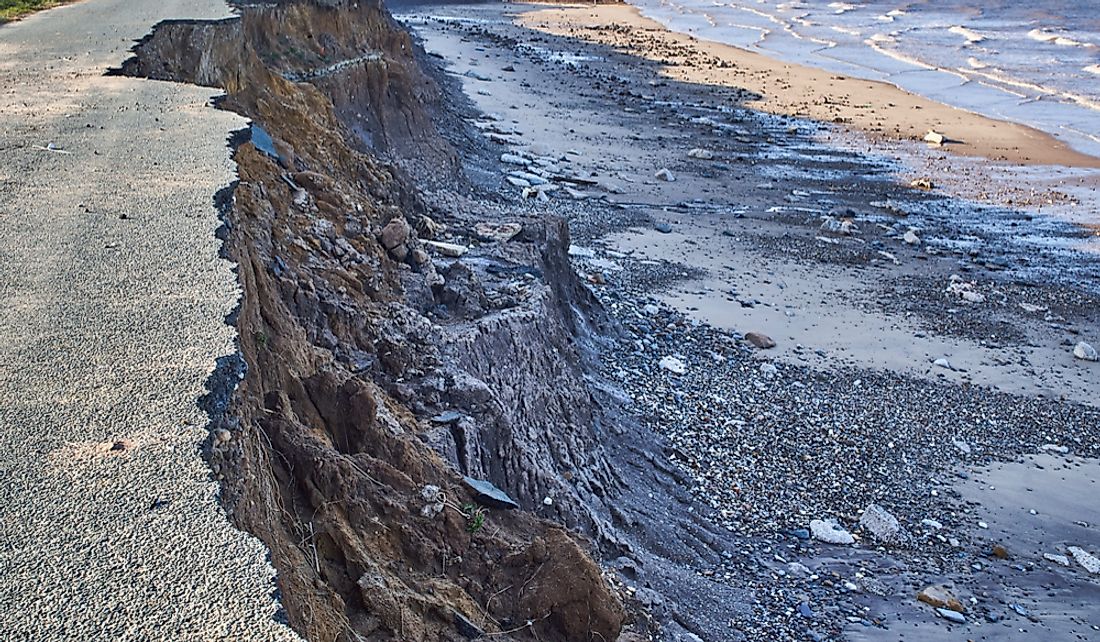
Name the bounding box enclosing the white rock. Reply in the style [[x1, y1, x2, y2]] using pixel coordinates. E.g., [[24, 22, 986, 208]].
[[1068, 546, 1100, 574], [859, 504, 908, 545], [505, 176, 530, 188], [961, 290, 985, 303], [423, 241, 468, 257], [810, 519, 855, 545], [1044, 553, 1071, 567], [542, 496, 554, 506], [786, 562, 811, 577], [642, 303, 660, 316], [687, 148, 714, 160], [924, 130, 946, 145], [1073, 341, 1098, 361], [953, 439, 972, 455], [903, 229, 921, 245], [1019, 302, 1048, 313], [658, 355, 686, 375], [759, 362, 778, 378], [655, 168, 675, 182], [500, 153, 527, 165], [921, 519, 943, 530], [933, 358, 952, 369], [1040, 443, 1069, 454]]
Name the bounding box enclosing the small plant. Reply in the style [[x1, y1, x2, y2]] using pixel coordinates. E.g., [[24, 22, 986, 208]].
[[462, 503, 486, 533], [253, 330, 269, 348]]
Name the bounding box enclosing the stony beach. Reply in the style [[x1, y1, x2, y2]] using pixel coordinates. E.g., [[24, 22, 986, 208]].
[[398, 2, 1100, 639]]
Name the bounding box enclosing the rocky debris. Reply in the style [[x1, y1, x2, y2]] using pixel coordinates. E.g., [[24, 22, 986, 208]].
[[655, 168, 675, 182], [902, 229, 921, 245], [1073, 341, 1098, 361], [424, 240, 468, 257], [952, 439, 971, 455], [744, 332, 776, 349], [910, 177, 934, 190], [923, 130, 946, 145], [659, 355, 687, 374], [917, 585, 964, 612], [1040, 443, 1069, 454], [687, 147, 714, 160], [820, 215, 857, 235], [1067, 546, 1100, 574], [463, 476, 520, 510], [810, 519, 855, 545], [501, 152, 527, 165], [474, 221, 522, 243], [654, 221, 673, 233], [946, 276, 985, 303], [859, 503, 908, 545]]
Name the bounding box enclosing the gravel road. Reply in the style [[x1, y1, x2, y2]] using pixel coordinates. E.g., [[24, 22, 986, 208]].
[[0, 1, 299, 639]]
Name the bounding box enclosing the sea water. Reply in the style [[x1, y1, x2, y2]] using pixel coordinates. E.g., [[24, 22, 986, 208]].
[[628, 0, 1100, 158]]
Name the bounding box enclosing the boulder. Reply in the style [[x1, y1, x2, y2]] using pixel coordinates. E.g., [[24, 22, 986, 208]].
[[424, 241, 468, 258], [687, 148, 714, 160], [380, 217, 410, 250], [923, 130, 946, 145], [655, 168, 675, 182]]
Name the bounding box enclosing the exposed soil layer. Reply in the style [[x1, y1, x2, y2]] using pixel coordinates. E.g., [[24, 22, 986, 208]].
[[117, 1, 750, 641]]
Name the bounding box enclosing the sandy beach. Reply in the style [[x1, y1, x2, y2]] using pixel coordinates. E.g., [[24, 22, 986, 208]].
[[519, 3, 1100, 169]]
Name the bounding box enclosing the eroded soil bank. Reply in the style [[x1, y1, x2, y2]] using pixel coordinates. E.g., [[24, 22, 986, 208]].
[[117, 1, 747, 641]]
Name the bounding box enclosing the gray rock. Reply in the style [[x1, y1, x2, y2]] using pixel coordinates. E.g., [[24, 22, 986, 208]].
[[745, 332, 776, 349], [463, 476, 519, 510], [936, 608, 966, 624], [859, 503, 908, 545], [655, 168, 675, 182], [654, 221, 673, 233], [810, 519, 854, 545], [379, 217, 410, 250]]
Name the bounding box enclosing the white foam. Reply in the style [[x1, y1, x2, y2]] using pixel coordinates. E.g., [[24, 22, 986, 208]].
[[828, 2, 855, 14], [966, 57, 989, 70], [1028, 28, 1096, 48], [949, 26, 986, 44]]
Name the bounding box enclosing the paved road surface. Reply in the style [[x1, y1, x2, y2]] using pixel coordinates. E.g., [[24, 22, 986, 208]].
[[0, 1, 299, 639]]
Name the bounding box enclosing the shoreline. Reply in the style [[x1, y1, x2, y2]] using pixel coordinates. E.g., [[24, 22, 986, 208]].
[[517, 2, 1100, 169]]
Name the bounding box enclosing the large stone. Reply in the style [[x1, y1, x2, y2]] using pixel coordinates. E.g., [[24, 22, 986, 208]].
[[859, 503, 908, 545], [424, 240, 468, 258], [1073, 341, 1098, 361], [658, 356, 686, 374], [917, 585, 964, 612], [380, 217, 410, 250], [936, 608, 966, 624], [655, 168, 675, 182], [809, 519, 854, 545]]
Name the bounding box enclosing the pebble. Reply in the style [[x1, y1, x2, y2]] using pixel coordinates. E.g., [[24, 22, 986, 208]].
[[1043, 553, 1071, 567], [745, 332, 776, 349]]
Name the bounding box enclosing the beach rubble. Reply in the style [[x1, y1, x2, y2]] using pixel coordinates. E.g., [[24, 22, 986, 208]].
[[923, 130, 946, 145], [1067, 546, 1100, 574]]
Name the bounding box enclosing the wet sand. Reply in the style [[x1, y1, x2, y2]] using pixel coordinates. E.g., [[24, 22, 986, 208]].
[[519, 3, 1100, 169]]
